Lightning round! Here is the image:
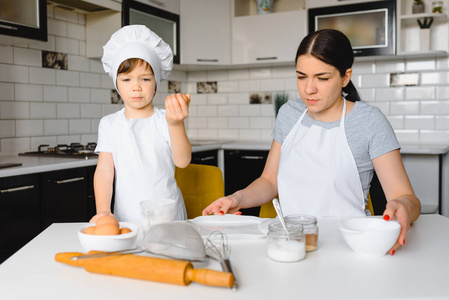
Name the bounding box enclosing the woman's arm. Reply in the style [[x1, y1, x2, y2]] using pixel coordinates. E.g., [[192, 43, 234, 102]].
[[202, 140, 281, 215], [166, 93, 191, 168], [90, 152, 115, 223], [372, 149, 421, 254]]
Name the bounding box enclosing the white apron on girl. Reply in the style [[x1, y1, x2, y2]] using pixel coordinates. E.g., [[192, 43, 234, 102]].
[[277, 100, 366, 217]]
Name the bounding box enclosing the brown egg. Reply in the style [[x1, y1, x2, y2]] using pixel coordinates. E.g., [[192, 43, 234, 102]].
[[94, 223, 120, 235], [96, 215, 119, 227], [119, 227, 132, 234], [84, 226, 96, 235]]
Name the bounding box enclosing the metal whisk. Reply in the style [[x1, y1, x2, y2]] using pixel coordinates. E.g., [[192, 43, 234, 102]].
[[205, 231, 238, 290]]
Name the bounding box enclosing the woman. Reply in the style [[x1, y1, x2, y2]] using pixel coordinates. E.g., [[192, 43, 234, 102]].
[[203, 29, 421, 255]]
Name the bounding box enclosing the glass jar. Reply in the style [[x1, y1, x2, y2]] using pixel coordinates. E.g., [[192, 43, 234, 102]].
[[285, 215, 319, 252], [267, 221, 305, 262]]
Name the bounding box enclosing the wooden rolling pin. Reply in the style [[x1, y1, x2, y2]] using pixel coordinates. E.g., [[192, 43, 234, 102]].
[[55, 252, 234, 288]]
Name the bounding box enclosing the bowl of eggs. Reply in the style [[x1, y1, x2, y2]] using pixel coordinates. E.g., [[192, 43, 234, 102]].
[[78, 216, 139, 252], [339, 217, 400, 257]]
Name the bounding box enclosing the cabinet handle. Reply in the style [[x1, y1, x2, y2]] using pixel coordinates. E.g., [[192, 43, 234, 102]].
[[241, 155, 265, 160], [0, 24, 18, 30], [197, 59, 219, 62], [1, 185, 35, 193], [256, 57, 277, 61], [53, 177, 85, 184], [195, 156, 216, 161]]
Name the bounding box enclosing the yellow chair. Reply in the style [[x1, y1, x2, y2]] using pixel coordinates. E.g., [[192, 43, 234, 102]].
[[175, 164, 224, 219], [258, 196, 374, 218]]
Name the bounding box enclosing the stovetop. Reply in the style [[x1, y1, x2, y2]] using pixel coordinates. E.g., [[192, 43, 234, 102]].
[[19, 143, 99, 159]]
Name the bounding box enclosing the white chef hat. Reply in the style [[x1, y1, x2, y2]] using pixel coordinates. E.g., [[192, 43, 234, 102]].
[[101, 25, 173, 92]]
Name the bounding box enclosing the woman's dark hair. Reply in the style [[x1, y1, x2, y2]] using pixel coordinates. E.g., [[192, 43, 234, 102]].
[[295, 29, 361, 102]]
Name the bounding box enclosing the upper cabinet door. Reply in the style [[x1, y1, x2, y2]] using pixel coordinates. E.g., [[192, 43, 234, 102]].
[[180, 0, 231, 65], [232, 10, 306, 65]]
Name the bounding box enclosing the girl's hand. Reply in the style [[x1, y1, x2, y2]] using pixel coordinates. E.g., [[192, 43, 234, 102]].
[[165, 93, 190, 125], [89, 211, 114, 223], [202, 195, 242, 216], [383, 199, 411, 255]]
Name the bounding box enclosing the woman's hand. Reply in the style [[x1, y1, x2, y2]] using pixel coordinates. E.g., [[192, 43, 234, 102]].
[[382, 198, 414, 255], [89, 211, 114, 223], [202, 194, 242, 216], [165, 93, 190, 125]]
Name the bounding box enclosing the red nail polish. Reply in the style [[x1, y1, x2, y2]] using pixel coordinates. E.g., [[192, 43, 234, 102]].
[[383, 215, 390, 221], [402, 239, 405, 245], [390, 249, 395, 255], [219, 210, 224, 215], [236, 212, 242, 215]]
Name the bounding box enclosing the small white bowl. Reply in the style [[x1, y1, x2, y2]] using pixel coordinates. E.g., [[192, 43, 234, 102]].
[[78, 222, 139, 252], [339, 217, 400, 257]]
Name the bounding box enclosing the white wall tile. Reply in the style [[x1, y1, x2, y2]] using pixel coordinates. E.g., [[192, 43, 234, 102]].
[[228, 117, 249, 129], [0, 120, 14, 138], [185, 82, 197, 94], [406, 58, 436, 71], [101, 74, 114, 89], [31, 136, 57, 149], [190, 94, 207, 105], [55, 36, 79, 55], [239, 129, 261, 140], [207, 94, 227, 105], [390, 101, 420, 115], [15, 120, 44, 137], [30, 103, 57, 119], [261, 104, 275, 117], [187, 117, 208, 129], [91, 119, 100, 133], [81, 134, 97, 145], [197, 105, 217, 117], [30, 67, 56, 85], [404, 115, 434, 129], [250, 117, 273, 129], [436, 116, 449, 129], [207, 70, 228, 81], [57, 135, 80, 145], [404, 86, 435, 100], [0, 83, 14, 101], [57, 103, 80, 119], [56, 70, 80, 86], [0, 102, 29, 119], [436, 85, 449, 99], [218, 129, 239, 140], [421, 72, 448, 85], [47, 18, 67, 37], [67, 23, 85, 40], [260, 78, 284, 92], [90, 59, 104, 73], [69, 119, 91, 134], [420, 130, 449, 144], [227, 93, 248, 105], [376, 87, 404, 102], [29, 35, 56, 52], [68, 55, 90, 72], [375, 60, 405, 73], [81, 104, 102, 118], [353, 61, 375, 74], [394, 129, 420, 144], [421, 100, 449, 115], [15, 84, 43, 102], [44, 119, 69, 135], [272, 66, 293, 78], [250, 68, 272, 79], [218, 81, 239, 93], [0, 46, 13, 63], [238, 79, 261, 92], [78, 13, 86, 25], [228, 68, 250, 80], [360, 74, 389, 88], [284, 77, 297, 91], [91, 89, 111, 104], [80, 72, 101, 88], [187, 71, 207, 82], [79, 40, 86, 57], [239, 104, 261, 116], [44, 85, 68, 102], [102, 104, 122, 116], [197, 129, 218, 140], [13, 48, 41, 67], [386, 115, 404, 129], [69, 87, 90, 103], [207, 117, 227, 129], [54, 7, 78, 23], [358, 88, 375, 102], [0, 64, 29, 83], [0, 137, 31, 152]]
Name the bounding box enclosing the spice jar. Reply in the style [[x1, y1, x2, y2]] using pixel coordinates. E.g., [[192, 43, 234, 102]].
[[267, 221, 305, 262], [285, 215, 319, 252]]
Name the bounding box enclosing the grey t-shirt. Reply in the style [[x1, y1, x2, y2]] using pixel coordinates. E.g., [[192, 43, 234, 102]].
[[272, 99, 400, 200]]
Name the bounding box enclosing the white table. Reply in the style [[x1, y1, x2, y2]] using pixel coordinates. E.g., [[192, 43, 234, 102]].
[[1, 214, 448, 300]]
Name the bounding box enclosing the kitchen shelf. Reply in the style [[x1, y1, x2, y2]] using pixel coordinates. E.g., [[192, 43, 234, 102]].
[[400, 12, 448, 19], [234, 0, 305, 17]]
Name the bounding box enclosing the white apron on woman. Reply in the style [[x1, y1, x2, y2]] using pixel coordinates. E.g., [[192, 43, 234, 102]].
[[277, 100, 366, 217]]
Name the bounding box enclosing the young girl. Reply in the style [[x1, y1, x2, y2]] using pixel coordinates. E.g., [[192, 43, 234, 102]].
[[203, 29, 420, 255], [90, 25, 191, 224]]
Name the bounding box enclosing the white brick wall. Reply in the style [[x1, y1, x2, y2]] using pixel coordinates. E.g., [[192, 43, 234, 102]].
[[1, 4, 449, 153]]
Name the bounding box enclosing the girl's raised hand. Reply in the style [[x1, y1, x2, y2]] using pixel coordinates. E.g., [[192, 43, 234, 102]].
[[165, 93, 190, 125]]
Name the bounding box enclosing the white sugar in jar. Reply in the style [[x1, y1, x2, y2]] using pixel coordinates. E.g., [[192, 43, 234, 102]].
[[267, 221, 306, 262]]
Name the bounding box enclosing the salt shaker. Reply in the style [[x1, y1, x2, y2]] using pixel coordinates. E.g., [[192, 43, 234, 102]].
[[285, 215, 319, 252], [266, 221, 306, 262]]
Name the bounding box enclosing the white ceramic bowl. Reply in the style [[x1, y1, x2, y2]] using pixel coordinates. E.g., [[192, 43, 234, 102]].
[[78, 222, 139, 252], [339, 217, 400, 257]]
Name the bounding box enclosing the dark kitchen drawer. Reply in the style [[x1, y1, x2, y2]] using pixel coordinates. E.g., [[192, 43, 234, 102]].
[[192, 150, 218, 166], [41, 167, 88, 229]]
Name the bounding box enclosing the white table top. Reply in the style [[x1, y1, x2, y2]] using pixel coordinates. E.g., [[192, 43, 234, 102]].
[[1, 214, 448, 300]]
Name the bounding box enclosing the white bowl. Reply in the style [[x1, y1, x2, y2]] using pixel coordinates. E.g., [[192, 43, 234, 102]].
[[78, 222, 139, 252], [339, 217, 400, 257]]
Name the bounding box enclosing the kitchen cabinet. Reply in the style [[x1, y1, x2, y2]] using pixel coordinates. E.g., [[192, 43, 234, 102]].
[[224, 150, 269, 216], [180, 0, 231, 65], [86, 11, 122, 58], [0, 173, 41, 264], [397, 0, 448, 56], [191, 149, 219, 167], [41, 168, 89, 229], [0, 0, 47, 46], [306, 0, 378, 9], [231, 0, 307, 65]]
